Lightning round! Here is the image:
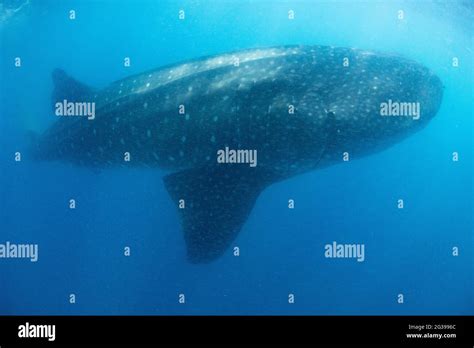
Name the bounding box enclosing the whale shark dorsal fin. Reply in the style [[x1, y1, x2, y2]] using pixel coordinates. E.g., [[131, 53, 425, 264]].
[[164, 166, 269, 263], [51, 68, 94, 110]]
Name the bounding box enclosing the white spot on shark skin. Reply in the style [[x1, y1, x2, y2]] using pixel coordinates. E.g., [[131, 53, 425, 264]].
[[188, 86, 193, 92], [205, 155, 211, 161], [146, 82, 150, 88], [213, 116, 218, 122], [93, 128, 97, 135], [222, 95, 229, 101], [152, 152, 159, 160], [179, 150, 184, 157], [147, 129, 151, 138], [126, 50, 291, 97], [185, 114, 190, 120], [210, 135, 216, 143], [237, 83, 247, 90], [144, 102, 148, 109], [181, 136, 186, 142], [169, 156, 175, 161], [119, 90, 122, 94], [120, 138, 125, 145]]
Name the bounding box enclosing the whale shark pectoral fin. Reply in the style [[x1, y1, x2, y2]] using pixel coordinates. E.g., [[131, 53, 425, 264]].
[[164, 166, 268, 263], [51, 68, 94, 110]]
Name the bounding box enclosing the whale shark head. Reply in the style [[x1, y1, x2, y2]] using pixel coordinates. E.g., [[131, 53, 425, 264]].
[[300, 50, 444, 163]]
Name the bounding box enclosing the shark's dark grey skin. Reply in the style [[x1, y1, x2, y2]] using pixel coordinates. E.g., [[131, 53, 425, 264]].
[[33, 46, 443, 263]]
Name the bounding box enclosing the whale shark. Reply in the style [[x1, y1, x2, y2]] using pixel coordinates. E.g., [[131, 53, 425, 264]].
[[31, 45, 444, 263]]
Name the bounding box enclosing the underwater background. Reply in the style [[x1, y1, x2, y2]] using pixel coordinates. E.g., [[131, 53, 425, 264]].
[[0, 0, 472, 315]]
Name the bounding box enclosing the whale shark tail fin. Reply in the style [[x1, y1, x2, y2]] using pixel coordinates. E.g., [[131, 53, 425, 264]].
[[164, 166, 269, 263], [51, 69, 94, 110]]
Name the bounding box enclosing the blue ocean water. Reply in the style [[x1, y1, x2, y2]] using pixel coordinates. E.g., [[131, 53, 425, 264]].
[[0, 0, 472, 315]]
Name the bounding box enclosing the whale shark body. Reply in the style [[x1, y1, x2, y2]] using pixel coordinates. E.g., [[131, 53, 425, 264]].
[[33, 46, 444, 263]]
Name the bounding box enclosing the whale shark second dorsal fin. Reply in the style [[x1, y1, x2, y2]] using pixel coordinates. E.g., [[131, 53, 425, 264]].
[[51, 69, 94, 111], [164, 166, 270, 263]]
